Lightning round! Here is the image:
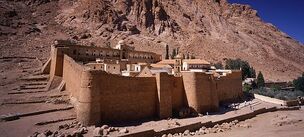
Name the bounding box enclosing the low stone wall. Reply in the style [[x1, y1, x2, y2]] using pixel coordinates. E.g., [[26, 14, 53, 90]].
[[254, 94, 301, 106], [254, 94, 285, 105]]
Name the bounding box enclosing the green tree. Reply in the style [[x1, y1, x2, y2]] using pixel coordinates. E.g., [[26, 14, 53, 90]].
[[171, 48, 176, 59], [165, 44, 169, 59], [250, 67, 256, 78], [293, 72, 304, 92], [241, 61, 251, 80], [251, 80, 258, 89], [214, 62, 223, 69], [257, 71, 265, 88], [186, 52, 190, 59], [225, 58, 256, 80]]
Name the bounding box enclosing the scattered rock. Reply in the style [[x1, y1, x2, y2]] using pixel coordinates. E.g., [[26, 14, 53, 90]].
[[198, 128, 205, 135], [78, 127, 88, 134], [31, 132, 39, 137], [103, 129, 109, 135], [44, 130, 52, 136], [37, 133, 47, 137], [101, 125, 109, 129], [205, 128, 211, 134], [119, 128, 128, 134], [59, 123, 69, 130], [93, 127, 103, 137], [71, 130, 83, 137], [217, 128, 224, 132], [80, 33, 91, 39], [240, 124, 251, 128], [183, 130, 190, 136], [108, 127, 118, 132]]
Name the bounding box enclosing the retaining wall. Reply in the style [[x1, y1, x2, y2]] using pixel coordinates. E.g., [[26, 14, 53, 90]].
[[254, 94, 302, 107]]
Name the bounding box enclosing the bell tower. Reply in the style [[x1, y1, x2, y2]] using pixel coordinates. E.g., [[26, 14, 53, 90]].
[[173, 54, 183, 77]]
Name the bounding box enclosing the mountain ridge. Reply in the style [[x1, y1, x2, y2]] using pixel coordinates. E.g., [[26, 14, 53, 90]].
[[0, 0, 303, 81]]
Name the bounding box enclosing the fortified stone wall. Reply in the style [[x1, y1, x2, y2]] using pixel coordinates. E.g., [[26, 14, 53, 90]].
[[169, 76, 187, 113], [62, 55, 84, 99], [48, 41, 243, 126], [217, 71, 243, 103], [182, 72, 219, 113], [92, 71, 158, 123]]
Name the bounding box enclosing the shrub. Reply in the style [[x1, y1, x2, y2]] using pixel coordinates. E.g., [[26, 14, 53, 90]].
[[214, 62, 224, 69], [243, 83, 251, 93], [250, 87, 304, 100]]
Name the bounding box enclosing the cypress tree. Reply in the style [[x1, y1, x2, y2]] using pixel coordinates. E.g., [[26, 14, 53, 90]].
[[257, 71, 265, 88], [165, 44, 169, 59], [293, 72, 304, 92], [186, 52, 190, 59], [171, 49, 176, 59]]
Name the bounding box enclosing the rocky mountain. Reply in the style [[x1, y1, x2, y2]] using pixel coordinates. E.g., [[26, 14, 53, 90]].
[[1, 0, 303, 81]]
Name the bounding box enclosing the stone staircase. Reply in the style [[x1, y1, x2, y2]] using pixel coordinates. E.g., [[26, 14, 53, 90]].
[[8, 74, 50, 94]]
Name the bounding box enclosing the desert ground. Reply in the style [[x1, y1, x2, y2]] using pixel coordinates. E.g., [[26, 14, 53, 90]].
[[194, 110, 304, 137]]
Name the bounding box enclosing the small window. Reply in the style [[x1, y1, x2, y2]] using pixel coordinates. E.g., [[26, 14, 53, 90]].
[[113, 67, 116, 69], [86, 50, 89, 56], [73, 49, 77, 55], [93, 66, 96, 69]]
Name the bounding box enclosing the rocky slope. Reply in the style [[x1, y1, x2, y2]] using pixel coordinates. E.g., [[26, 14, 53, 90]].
[[1, 0, 304, 81]]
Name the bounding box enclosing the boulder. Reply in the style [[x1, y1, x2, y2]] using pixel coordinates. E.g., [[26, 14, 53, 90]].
[[93, 127, 103, 137]]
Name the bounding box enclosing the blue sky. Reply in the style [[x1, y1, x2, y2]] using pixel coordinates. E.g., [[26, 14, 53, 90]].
[[228, 0, 304, 44]]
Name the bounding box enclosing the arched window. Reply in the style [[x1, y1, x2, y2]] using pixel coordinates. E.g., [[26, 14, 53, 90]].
[[86, 50, 89, 56]]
